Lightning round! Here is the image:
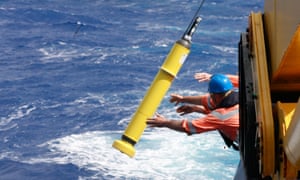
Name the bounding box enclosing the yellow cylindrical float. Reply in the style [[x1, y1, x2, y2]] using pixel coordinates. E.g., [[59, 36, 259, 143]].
[[112, 39, 190, 157]]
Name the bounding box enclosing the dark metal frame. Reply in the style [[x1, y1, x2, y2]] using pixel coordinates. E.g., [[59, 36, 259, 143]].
[[238, 31, 260, 178]]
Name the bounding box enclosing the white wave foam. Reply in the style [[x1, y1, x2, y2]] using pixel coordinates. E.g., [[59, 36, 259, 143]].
[[29, 130, 239, 179], [0, 104, 36, 131], [73, 93, 106, 106], [38, 44, 137, 65], [136, 22, 181, 33], [153, 40, 170, 48], [38, 47, 81, 62], [212, 45, 237, 54]]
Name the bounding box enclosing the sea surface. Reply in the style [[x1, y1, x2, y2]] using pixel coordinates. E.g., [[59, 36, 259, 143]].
[[0, 0, 263, 179]]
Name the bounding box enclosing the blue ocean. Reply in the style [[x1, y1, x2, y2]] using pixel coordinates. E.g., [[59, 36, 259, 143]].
[[0, 1, 263, 179]]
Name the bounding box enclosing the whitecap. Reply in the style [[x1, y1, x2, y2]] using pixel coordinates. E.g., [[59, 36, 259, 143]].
[[212, 45, 237, 54], [0, 104, 36, 131], [28, 130, 239, 179]]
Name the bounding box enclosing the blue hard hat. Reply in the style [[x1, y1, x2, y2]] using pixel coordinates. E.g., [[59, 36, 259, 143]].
[[208, 74, 233, 93]]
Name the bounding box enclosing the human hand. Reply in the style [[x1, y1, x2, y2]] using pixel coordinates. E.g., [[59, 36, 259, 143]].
[[177, 105, 207, 115], [146, 113, 168, 128], [169, 94, 183, 106], [194, 72, 212, 82], [176, 105, 194, 116]]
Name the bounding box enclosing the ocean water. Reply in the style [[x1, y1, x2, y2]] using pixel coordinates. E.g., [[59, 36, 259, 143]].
[[0, 0, 263, 179]]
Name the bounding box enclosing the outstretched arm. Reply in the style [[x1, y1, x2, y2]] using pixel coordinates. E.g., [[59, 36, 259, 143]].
[[194, 72, 239, 87], [194, 72, 212, 82], [176, 104, 208, 115], [146, 113, 185, 133], [170, 93, 203, 105]]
